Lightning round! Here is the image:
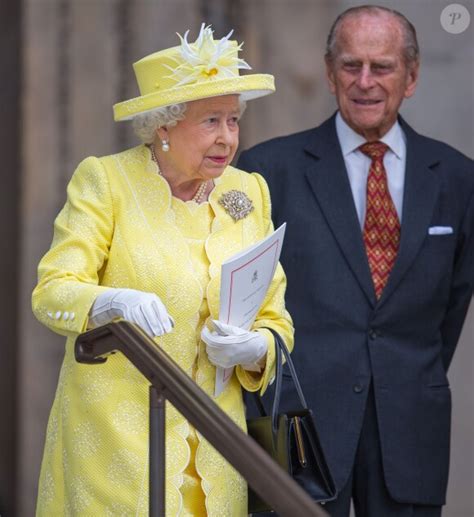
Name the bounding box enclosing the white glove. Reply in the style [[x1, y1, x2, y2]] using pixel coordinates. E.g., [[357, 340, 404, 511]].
[[201, 320, 268, 370], [89, 288, 174, 337]]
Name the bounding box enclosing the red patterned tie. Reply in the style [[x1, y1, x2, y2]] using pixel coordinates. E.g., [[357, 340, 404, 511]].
[[360, 142, 400, 299]]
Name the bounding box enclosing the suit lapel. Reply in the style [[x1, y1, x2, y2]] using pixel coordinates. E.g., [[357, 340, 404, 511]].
[[378, 121, 440, 307], [303, 117, 377, 305]]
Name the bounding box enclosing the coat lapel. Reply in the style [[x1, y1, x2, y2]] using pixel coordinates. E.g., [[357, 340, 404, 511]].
[[303, 117, 377, 305], [377, 120, 440, 307]]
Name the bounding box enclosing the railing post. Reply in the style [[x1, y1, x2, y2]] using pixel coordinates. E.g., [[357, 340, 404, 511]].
[[150, 385, 166, 517]]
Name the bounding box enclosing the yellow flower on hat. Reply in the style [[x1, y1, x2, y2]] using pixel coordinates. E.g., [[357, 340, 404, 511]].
[[166, 24, 251, 86]]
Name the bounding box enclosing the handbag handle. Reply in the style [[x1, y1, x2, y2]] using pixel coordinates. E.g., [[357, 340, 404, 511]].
[[253, 328, 308, 444]]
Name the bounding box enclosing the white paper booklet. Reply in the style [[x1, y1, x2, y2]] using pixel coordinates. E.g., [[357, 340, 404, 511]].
[[214, 223, 286, 396]]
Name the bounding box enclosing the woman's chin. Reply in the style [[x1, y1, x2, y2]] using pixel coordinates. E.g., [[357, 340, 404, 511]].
[[203, 164, 228, 179]]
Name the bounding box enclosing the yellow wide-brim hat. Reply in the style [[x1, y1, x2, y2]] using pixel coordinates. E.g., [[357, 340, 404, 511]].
[[113, 24, 275, 121]]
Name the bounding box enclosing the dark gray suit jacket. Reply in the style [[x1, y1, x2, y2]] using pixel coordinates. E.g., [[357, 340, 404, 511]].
[[237, 114, 474, 505]]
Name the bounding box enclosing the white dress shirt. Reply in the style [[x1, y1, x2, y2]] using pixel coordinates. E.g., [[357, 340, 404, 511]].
[[335, 112, 407, 228]]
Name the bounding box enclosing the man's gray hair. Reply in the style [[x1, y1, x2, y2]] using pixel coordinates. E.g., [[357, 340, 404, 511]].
[[325, 5, 419, 66]]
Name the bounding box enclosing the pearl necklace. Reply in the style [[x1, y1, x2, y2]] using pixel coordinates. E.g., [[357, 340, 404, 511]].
[[150, 145, 208, 204]]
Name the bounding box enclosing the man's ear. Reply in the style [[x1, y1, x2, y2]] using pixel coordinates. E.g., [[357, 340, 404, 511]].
[[325, 58, 337, 95], [404, 61, 419, 99]]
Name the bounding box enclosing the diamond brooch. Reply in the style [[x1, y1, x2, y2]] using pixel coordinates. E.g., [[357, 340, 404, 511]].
[[218, 190, 254, 221]]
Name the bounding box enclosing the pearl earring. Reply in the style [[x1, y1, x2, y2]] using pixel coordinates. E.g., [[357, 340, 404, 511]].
[[161, 139, 170, 152]]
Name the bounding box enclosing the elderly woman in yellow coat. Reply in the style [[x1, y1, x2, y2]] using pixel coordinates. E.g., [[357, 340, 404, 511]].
[[32, 24, 293, 517]]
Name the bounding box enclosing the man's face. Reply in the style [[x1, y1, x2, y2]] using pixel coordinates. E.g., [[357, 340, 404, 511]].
[[326, 13, 419, 140]]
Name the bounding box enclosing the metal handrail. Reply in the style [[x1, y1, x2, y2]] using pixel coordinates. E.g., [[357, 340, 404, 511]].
[[75, 321, 327, 516]]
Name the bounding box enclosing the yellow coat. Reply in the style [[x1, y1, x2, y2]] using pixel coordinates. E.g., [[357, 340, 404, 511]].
[[32, 144, 294, 516]]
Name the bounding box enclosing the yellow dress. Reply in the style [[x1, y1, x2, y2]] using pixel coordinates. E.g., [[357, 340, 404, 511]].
[[33, 145, 293, 516], [174, 198, 213, 516]]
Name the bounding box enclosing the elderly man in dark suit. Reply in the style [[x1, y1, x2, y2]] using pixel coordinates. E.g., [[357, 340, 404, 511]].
[[238, 5, 474, 517]]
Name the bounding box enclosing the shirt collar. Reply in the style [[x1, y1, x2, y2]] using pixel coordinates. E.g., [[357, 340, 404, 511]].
[[335, 111, 405, 159]]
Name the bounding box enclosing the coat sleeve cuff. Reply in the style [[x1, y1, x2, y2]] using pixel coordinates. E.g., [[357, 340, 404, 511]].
[[236, 328, 276, 394]]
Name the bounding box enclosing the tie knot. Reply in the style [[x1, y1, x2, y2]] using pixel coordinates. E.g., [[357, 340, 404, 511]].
[[359, 141, 389, 161]]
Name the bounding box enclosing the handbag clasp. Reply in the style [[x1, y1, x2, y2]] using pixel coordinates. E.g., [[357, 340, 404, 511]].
[[294, 416, 307, 468]]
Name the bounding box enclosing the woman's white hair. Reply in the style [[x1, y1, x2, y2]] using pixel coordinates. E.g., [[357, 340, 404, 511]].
[[132, 98, 247, 144], [132, 103, 187, 144]]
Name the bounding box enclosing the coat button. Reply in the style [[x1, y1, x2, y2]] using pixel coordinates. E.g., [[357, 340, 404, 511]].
[[368, 328, 378, 340], [353, 384, 364, 393]]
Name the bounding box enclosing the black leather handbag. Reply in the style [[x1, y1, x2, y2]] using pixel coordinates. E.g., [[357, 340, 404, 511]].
[[246, 328, 337, 513]]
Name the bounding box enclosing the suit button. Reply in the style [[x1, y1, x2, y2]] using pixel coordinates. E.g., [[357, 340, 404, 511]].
[[353, 384, 364, 393], [368, 328, 378, 340]]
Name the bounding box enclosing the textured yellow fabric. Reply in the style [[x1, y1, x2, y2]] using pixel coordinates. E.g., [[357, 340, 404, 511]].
[[181, 428, 207, 517], [33, 144, 293, 516], [174, 197, 211, 516]]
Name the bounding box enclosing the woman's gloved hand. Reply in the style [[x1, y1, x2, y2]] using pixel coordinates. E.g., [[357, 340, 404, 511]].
[[89, 288, 174, 337], [201, 320, 268, 370]]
